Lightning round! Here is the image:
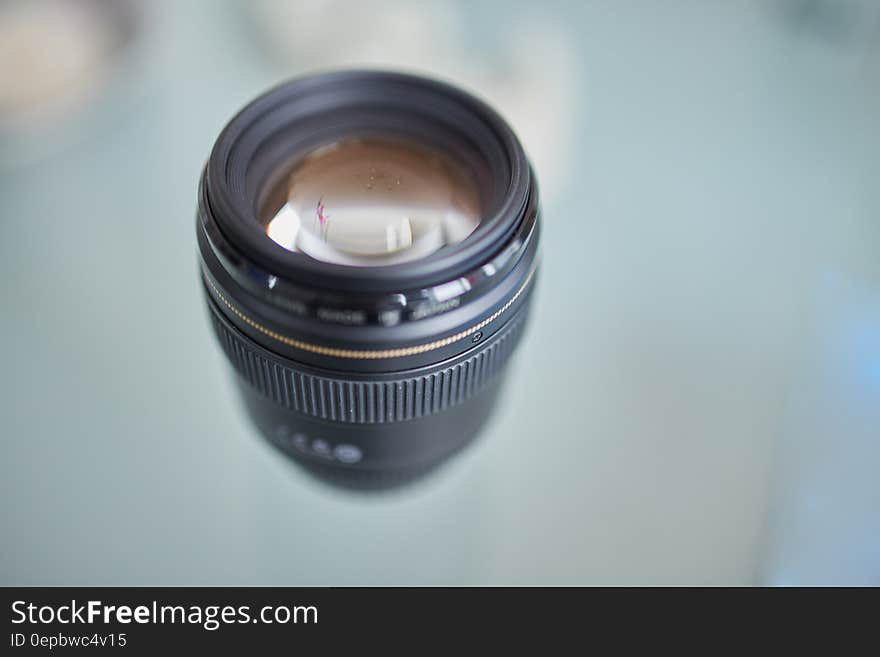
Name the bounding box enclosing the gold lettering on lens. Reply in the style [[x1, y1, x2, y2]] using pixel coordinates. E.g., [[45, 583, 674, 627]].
[[206, 266, 536, 360]]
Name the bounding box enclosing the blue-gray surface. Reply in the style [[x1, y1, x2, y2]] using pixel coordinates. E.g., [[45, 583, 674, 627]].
[[1, 0, 878, 585]]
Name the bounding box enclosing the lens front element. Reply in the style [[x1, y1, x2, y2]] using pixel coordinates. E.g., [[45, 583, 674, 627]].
[[262, 138, 482, 267]]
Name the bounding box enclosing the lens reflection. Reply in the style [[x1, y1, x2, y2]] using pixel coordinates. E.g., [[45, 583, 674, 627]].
[[262, 139, 481, 266]]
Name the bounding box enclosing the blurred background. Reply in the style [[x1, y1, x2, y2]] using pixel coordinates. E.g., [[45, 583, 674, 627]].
[[0, 0, 878, 585]]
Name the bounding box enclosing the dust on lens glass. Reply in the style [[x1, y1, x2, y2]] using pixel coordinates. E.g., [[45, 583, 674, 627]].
[[260, 138, 482, 267]]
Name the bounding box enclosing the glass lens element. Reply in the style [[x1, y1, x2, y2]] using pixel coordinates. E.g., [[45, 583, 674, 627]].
[[262, 139, 482, 266]]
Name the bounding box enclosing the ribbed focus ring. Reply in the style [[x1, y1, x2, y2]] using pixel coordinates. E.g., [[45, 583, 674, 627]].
[[209, 304, 528, 425]]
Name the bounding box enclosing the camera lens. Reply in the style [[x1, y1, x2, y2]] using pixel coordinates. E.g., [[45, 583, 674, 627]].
[[196, 71, 539, 489]]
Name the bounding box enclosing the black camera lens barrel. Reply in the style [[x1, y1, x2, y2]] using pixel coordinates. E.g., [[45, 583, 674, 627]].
[[197, 71, 540, 486]]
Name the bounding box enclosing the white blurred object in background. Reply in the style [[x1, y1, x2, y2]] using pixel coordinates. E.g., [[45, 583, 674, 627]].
[[0, 0, 146, 168]]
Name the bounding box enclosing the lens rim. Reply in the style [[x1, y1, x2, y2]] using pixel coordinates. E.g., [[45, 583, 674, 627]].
[[204, 70, 532, 294]]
